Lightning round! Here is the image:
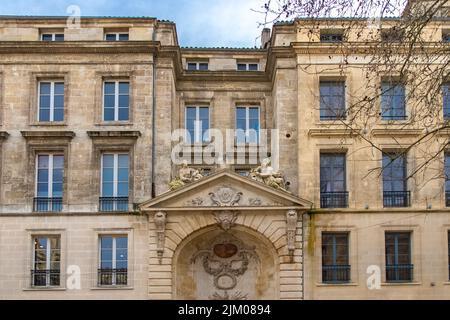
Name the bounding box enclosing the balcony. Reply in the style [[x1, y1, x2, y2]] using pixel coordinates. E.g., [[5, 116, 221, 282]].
[[31, 269, 60, 287], [322, 265, 351, 283], [320, 192, 349, 208], [98, 269, 128, 286], [383, 191, 411, 208], [386, 264, 414, 282], [446, 191, 450, 207], [99, 197, 129, 212], [33, 197, 63, 212]]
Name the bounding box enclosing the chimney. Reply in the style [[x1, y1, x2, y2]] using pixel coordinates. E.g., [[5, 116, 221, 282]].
[[261, 28, 271, 49]]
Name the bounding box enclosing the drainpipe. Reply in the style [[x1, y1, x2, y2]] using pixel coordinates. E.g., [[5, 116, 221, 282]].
[[151, 24, 157, 198]]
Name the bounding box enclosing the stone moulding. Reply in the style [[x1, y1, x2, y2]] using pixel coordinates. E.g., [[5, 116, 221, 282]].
[[0, 41, 160, 54], [21, 130, 75, 141], [87, 131, 141, 139], [0, 131, 9, 140], [308, 128, 360, 138], [371, 129, 423, 137]]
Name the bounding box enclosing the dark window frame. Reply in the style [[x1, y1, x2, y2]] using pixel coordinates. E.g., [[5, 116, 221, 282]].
[[385, 231, 413, 283], [381, 81, 407, 120], [320, 81, 346, 120], [321, 232, 351, 283], [320, 153, 348, 208]]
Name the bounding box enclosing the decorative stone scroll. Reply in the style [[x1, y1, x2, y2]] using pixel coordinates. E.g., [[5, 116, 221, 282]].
[[154, 211, 167, 263], [286, 210, 298, 257], [209, 186, 243, 207]]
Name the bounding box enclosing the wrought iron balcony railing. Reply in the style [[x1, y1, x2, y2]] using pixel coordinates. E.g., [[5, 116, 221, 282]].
[[31, 269, 60, 287], [322, 265, 351, 283], [383, 191, 411, 208], [33, 197, 63, 212], [99, 197, 129, 212], [98, 269, 128, 286], [320, 192, 349, 208], [386, 264, 414, 282]]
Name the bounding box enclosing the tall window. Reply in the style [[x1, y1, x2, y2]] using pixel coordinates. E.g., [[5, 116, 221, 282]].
[[381, 81, 406, 120], [236, 106, 260, 144], [320, 81, 346, 120], [32, 236, 60, 287], [35, 154, 64, 212], [443, 33, 450, 42], [38, 82, 64, 122], [185, 106, 210, 144], [445, 153, 450, 207], [187, 62, 209, 71], [105, 33, 129, 41], [100, 154, 129, 212], [320, 154, 348, 208], [41, 33, 64, 41], [443, 83, 450, 120], [322, 232, 350, 283], [98, 235, 128, 286], [383, 153, 410, 207], [103, 81, 129, 122], [385, 232, 413, 282]]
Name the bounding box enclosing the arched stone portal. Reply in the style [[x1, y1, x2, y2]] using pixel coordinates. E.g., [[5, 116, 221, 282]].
[[173, 226, 279, 300]]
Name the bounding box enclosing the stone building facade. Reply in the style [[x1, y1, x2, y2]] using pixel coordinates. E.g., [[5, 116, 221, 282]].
[[0, 2, 450, 300]]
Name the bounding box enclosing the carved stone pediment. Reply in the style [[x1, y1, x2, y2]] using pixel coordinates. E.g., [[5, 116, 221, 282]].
[[139, 170, 312, 211]]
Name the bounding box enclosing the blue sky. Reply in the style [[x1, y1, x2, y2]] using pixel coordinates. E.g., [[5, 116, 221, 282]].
[[0, 0, 269, 47]]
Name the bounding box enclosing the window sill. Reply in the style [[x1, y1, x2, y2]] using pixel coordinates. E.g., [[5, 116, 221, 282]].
[[23, 287, 67, 292], [95, 122, 133, 127], [29, 122, 67, 127], [381, 282, 422, 286], [379, 120, 411, 125], [316, 282, 358, 287], [91, 286, 134, 291], [442, 282, 450, 286]]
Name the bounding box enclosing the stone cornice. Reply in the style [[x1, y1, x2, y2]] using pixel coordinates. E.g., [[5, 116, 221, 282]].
[[371, 129, 423, 137], [0, 131, 9, 141], [308, 128, 360, 138], [21, 130, 75, 140], [87, 130, 141, 139], [291, 42, 449, 54], [0, 41, 160, 54]]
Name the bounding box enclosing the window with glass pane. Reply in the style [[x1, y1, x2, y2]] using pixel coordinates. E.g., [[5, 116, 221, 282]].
[[187, 62, 208, 71], [320, 34, 343, 42], [385, 232, 413, 282], [32, 236, 60, 287], [381, 82, 406, 120], [35, 154, 64, 212], [237, 63, 258, 71], [446, 153, 450, 207], [105, 33, 129, 41], [185, 106, 210, 144], [103, 81, 129, 121], [236, 107, 260, 144], [444, 33, 450, 42], [443, 83, 450, 120], [41, 34, 64, 41], [38, 82, 64, 122], [101, 154, 129, 212], [322, 233, 350, 283], [99, 235, 128, 286], [320, 154, 348, 208], [320, 81, 346, 120], [383, 153, 410, 207]]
